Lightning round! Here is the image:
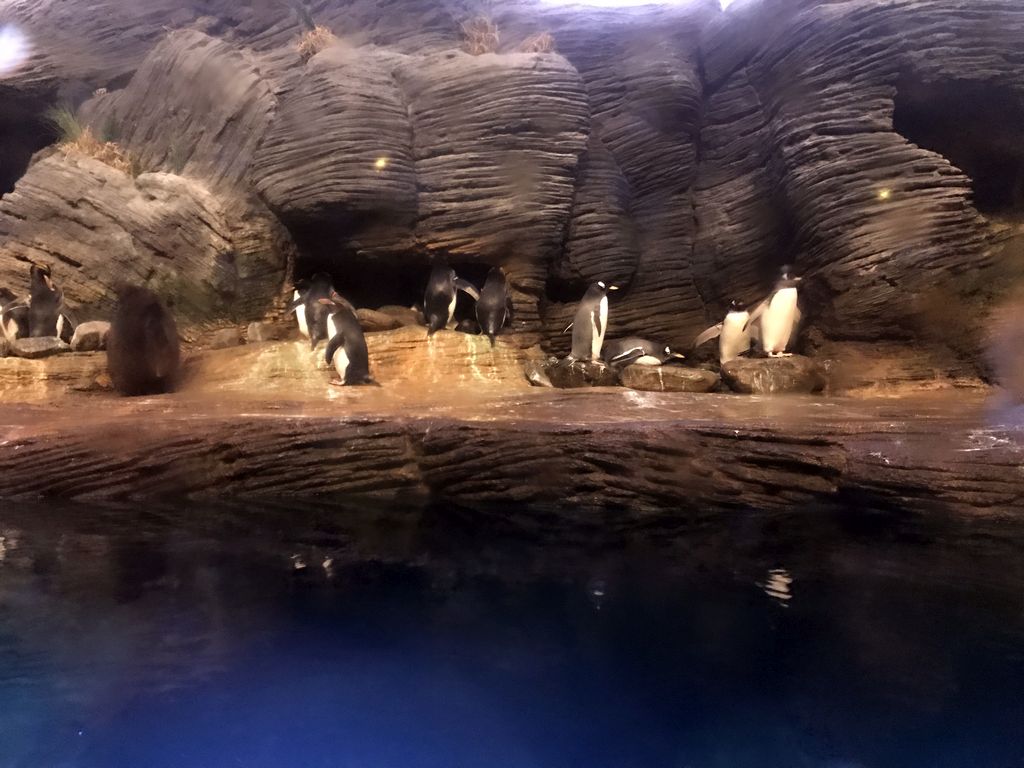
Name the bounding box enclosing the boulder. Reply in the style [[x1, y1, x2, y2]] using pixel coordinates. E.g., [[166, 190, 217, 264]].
[[524, 359, 555, 388], [544, 358, 620, 389], [246, 321, 291, 344], [0, 153, 291, 324], [721, 356, 826, 395], [376, 306, 424, 328], [11, 337, 71, 359], [356, 309, 403, 333], [70, 321, 111, 352], [208, 328, 242, 350], [621, 365, 719, 393]]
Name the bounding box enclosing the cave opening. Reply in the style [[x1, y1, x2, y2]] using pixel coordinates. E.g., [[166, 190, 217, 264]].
[[0, 99, 55, 197], [893, 76, 1024, 217]]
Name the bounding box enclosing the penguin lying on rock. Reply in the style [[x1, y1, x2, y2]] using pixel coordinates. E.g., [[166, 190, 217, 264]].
[[424, 260, 480, 336], [319, 292, 377, 386], [602, 337, 686, 368], [565, 281, 619, 361], [693, 300, 758, 364]]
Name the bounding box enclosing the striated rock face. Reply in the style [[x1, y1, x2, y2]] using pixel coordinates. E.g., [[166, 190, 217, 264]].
[[0, 153, 290, 323], [11, 337, 70, 359], [621, 365, 719, 393], [544, 359, 620, 389], [721, 356, 827, 395], [3, 0, 1024, 385]]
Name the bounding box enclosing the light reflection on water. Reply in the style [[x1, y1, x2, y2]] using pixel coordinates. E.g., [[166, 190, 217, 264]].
[[0, 502, 1022, 768]]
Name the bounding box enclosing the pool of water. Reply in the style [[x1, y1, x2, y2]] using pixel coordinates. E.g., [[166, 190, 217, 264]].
[[1, 502, 1022, 768]]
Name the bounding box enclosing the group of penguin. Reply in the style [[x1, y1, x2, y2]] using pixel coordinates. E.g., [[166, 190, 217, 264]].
[[292, 260, 805, 387], [290, 260, 515, 386], [1, 264, 77, 344], [565, 265, 803, 368]]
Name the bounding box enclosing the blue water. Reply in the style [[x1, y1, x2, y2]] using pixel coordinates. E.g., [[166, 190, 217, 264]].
[[1, 502, 1022, 768]]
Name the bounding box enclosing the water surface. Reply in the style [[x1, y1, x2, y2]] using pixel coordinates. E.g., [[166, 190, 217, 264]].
[[1, 502, 1022, 768]]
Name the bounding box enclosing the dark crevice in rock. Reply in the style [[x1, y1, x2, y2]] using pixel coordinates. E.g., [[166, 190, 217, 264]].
[[0, 95, 58, 197], [893, 74, 1024, 217]]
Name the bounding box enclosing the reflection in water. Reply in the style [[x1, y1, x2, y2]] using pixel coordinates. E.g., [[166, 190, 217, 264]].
[[0, 502, 1023, 768]]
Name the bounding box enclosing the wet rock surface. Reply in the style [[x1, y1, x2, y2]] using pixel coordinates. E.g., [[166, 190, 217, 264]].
[[544, 359, 620, 389], [70, 321, 111, 352], [246, 321, 290, 344], [621, 365, 719, 393], [11, 337, 71, 359], [721, 356, 827, 395], [208, 328, 242, 350], [357, 309, 403, 333]]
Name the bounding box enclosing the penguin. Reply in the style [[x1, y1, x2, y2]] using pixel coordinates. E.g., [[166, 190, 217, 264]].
[[746, 266, 803, 357], [424, 261, 480, 336], [289, 273, 334, 349], [1, 290, 29, 341], [107, 285, 181, 396], [319, 292, 377, 386], [602, 337, 686, 368], [476, 267, 514, 346], [693, 300, 759, 364], [565, 281, 619, 361], [27, 264, 75, 340]]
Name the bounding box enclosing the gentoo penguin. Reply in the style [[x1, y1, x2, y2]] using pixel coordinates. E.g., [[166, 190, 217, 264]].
[[290, 273, 334, 349], [424, 261, 480, 336], [107, 285, 181, 396], [1, 289, 29, 341], [746, 266, 802, 357], [693, 300, 758, 364], [476, 267, 514, 346], [27, 264, 75, 341], [602, 337, 686, 368], [566, 281, 619, 361], [319, 292, 376, 386]]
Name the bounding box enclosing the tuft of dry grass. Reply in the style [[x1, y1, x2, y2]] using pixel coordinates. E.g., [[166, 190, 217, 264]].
[[296, 25, 337, 61], [461, 16, 499, 55], [46, 105, 137, 175], [518, 31, 555, 54]]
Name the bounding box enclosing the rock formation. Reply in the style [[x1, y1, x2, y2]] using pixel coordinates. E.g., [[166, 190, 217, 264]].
[[1, 0, 1022, 383]]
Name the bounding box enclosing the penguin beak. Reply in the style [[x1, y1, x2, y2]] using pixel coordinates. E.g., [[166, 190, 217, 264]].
[[668, 352, 686, 360], [608, 285, 620, 292]]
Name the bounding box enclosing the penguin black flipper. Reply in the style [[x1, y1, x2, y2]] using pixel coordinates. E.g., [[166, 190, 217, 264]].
[[2, 303, 29, 341], [56, 312, 76, 344], [454, 278, 480, 302], [743, 298, 769, 331], [607, 345, 646, 367], [693, 323, 723, 348], [562, 321, 574, 334]]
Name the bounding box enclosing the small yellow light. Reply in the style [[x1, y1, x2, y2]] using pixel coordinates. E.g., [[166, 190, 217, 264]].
[[877, 188, 892, 200], [374, 156, 389, 171]]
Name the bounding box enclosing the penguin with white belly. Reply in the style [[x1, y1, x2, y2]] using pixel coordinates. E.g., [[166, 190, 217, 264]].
[[424, 260, 480, 336], [566, 281, 619, 361], [745, 266, 802, 357], [602, 337, 686, 368], [26, 264, 75, 341], [1, 289, 29, 342], [290, 273, 334, 349], [320, 292, 377, 386], [693, 300, 758, 364]]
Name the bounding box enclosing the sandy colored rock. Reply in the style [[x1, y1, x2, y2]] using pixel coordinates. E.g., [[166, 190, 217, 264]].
[[376, 306, 424, 328], [356, 309, 403, 333], [0, 352, 107, 399], [621, 365, 719, 393], [246, 321, 290, 343], [544, 359, 620, 389], [721, 356, 826, 395], [11, 337, 71, 359], [70, 321, 111, 352]]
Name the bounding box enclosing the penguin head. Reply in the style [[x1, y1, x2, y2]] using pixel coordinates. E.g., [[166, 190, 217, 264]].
[[664, 346, 686, 362], [30, 263, 55, 293], [779, 265, 802, 282], [594, 281, 620, 295], [729, 299, 747, 312]]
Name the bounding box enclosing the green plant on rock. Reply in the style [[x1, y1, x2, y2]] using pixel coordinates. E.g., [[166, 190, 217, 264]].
[[45, 103, 138, 176], [44, 104, 84, 143]]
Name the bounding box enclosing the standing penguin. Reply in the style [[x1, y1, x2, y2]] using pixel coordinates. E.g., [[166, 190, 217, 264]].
[[476, 267, 513, 346], [566, 281, 619, 361], [290, 273, 334, 349], [107, 285, 181, 396], [746, 266, 802, 357], [693, 300, 758, 364], [602, 337, 686, 368], [27, 264, 75, 341], [424, 261, 480, 336], [320, 292, 376, 386]]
